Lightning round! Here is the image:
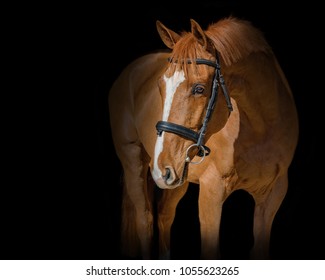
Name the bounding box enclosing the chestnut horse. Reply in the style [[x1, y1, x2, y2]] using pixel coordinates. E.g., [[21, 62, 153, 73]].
[[108, 17, 299, 259]]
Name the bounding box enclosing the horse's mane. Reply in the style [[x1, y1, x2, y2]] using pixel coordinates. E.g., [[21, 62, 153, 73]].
[[206, 17, 272, 66], [170, 17, 272, 69]]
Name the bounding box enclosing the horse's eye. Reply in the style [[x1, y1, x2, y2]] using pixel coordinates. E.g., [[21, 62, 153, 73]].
[[192, 84, 205, 95]]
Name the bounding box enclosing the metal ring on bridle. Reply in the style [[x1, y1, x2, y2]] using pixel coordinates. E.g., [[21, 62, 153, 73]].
[[185, 144, 206, 164]]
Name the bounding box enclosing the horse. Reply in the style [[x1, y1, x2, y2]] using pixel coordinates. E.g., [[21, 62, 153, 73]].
[[108, 16, 299, 260]]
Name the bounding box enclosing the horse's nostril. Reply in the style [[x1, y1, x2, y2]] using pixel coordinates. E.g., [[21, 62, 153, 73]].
[[163, 167, 176, 185], [163, 168, 171, 181]]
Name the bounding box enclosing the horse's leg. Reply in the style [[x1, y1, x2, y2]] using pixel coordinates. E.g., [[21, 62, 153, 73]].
[[157, 182, 189, 259], [119, 143, 153, 259], [198, 176, 225, 259], [250, 173, 288, 259]]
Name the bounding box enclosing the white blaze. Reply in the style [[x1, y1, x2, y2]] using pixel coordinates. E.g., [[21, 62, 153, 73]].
[[152, 70, 185, 181]]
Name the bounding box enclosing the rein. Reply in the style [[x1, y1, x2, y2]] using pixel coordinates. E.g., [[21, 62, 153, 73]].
[[156, 54, 233, 163]]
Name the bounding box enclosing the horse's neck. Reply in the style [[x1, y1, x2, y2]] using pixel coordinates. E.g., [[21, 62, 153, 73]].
[[225, 55, 283, 137]]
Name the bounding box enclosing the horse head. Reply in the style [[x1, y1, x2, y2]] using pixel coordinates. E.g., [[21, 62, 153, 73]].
[[151, 19, 232, 189]]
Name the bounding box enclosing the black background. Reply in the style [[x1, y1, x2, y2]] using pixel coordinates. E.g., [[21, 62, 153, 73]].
[[2, 1, 324, 260]]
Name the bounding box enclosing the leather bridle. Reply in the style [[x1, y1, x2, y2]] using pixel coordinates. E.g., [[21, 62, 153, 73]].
[[156, 54, 233, 164]]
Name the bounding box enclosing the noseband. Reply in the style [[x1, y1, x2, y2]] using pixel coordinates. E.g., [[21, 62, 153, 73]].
[[156, 54, 233, 163]]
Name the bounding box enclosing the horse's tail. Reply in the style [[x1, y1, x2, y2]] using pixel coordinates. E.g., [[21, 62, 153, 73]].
[[120, 174, 141, 259]]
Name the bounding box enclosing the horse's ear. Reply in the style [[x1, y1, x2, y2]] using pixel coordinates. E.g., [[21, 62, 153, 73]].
[[190, 19, 208, 49], [156, 20, 181, 49]]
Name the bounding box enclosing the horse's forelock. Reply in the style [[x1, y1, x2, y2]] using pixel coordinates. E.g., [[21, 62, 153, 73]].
[[169, 33, 210, 77]]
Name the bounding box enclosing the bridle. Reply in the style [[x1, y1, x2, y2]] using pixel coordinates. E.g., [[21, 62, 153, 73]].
[[156, 53, 233, 165]]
